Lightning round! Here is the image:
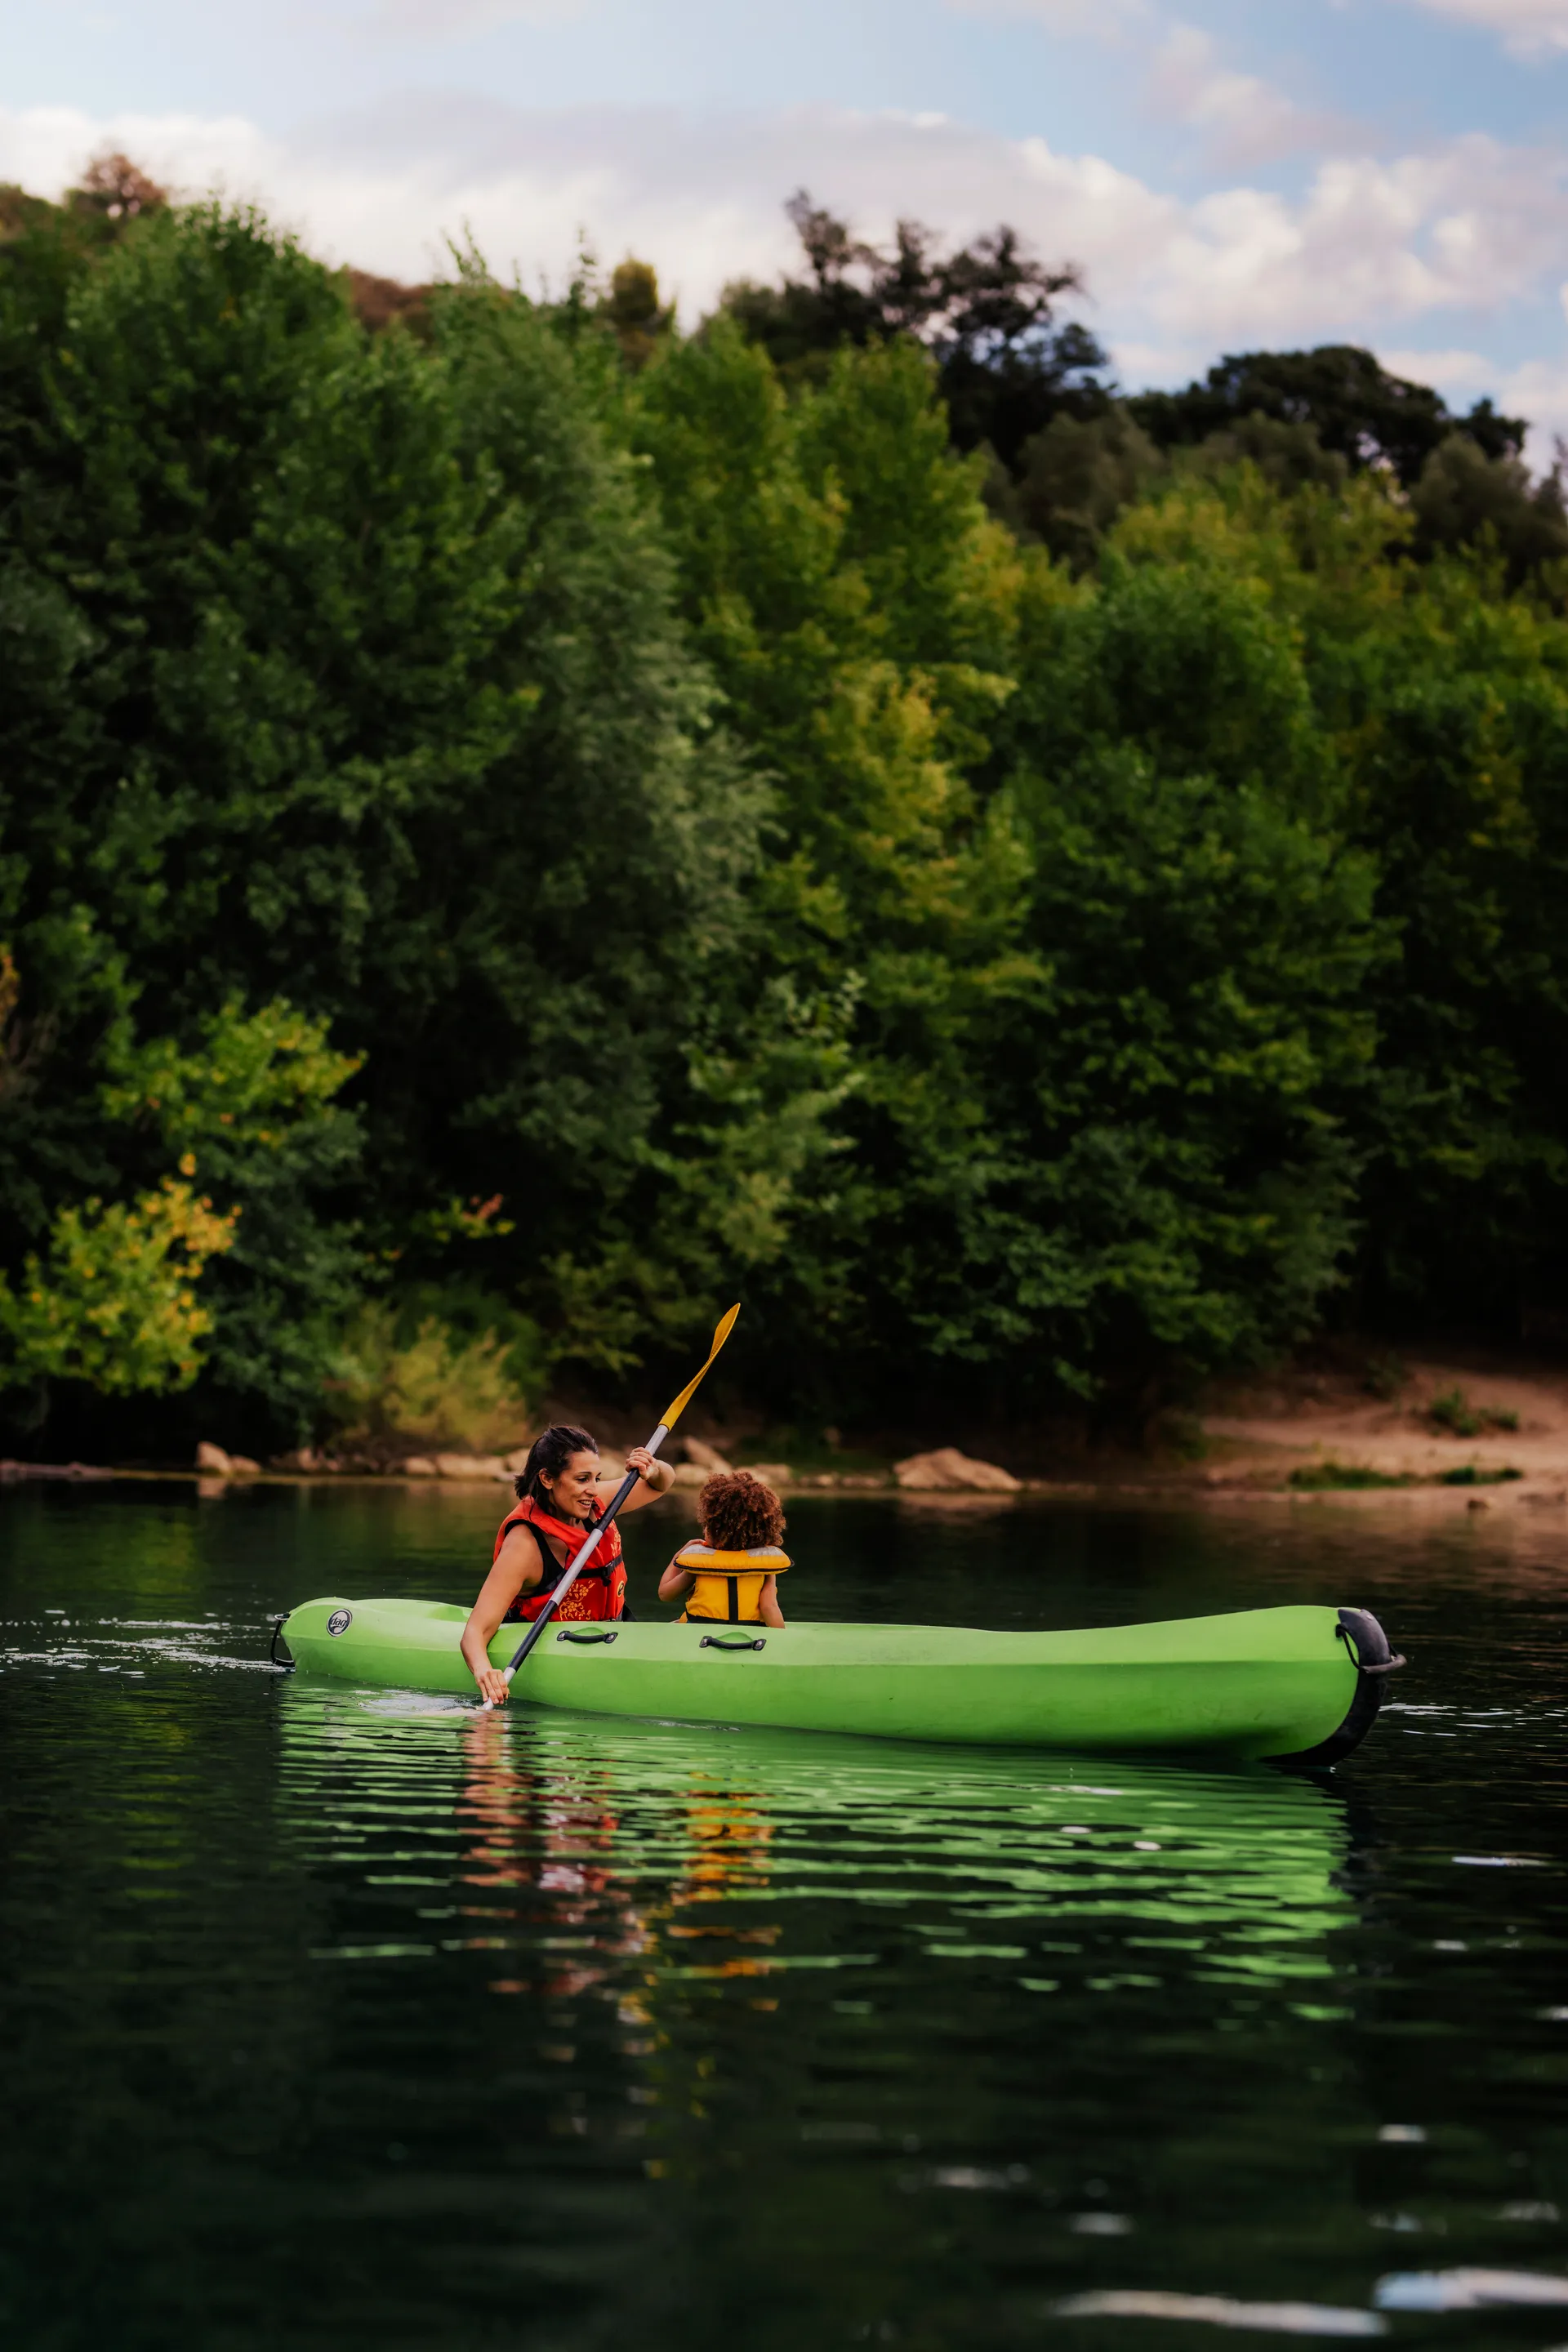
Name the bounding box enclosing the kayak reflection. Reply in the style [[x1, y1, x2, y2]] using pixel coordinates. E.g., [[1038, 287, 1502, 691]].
[[274, 1682, 1358, 1998], [269, 1682, 1376, 2338]]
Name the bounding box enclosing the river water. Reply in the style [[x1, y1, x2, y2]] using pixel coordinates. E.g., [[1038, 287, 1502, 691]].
[[2, 1479, 1566, 2350]]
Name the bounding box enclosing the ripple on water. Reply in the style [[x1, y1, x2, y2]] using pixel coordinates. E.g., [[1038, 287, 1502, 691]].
[[2, 1481, 1566, 2351]]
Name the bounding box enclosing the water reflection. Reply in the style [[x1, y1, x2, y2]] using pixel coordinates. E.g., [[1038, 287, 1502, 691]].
[[278, 1684, 1360, 2001], [5, 1482, 1568, 2351]]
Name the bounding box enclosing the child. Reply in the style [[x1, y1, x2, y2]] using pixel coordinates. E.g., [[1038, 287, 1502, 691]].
[[659, 1469, 790, 1628]]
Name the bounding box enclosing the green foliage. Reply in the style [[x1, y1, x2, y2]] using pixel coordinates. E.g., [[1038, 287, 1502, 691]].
[[97, 1000, 367, 1424], [1129, 345, 1524, 488], [4, 178, 1568, 1453], [1, 201, 766, 1440], [1288, 1463, 1414, 1490], [1000, 407, 1165, 570], [601, 258, 673, 372], [715, 190, 1110, 470], [1410, 434, 1568, 581], [0, 1176, 235, 1394], [324, 1298, 538, 1458], [1427, 1387, 1519, 1437]]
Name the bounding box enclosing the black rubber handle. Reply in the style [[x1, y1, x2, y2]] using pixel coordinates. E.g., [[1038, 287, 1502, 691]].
[[699, 1633, 766, 1652], [555, 1628, 618, 1645]]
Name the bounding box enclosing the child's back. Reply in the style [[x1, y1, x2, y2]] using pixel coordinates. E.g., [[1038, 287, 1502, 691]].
[[658, 1469, 790, 1628]]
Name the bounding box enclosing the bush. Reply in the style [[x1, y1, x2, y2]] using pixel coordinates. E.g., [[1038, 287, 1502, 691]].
[[323, 1301, 540, 1459], [1427, 1388, 1518, 1437]]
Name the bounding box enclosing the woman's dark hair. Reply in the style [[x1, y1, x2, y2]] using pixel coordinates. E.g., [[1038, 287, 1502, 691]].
[[514, 1423, 599, 1508], [699, 1469, 786, 1552]]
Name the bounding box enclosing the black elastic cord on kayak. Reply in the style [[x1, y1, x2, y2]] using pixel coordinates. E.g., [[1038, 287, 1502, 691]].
[[267, 1613, 296, 1673], [1336, 1621, 1407, 1674]]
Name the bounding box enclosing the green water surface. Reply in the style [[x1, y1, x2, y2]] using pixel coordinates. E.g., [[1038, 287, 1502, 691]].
[[2, 1481, 1566, 2349]]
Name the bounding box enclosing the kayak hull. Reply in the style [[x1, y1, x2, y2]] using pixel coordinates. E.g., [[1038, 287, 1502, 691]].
[[277, 1599, 1396, 1764]]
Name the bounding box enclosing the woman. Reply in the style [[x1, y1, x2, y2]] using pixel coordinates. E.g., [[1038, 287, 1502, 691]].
[[461, 1423, 674, 1705]]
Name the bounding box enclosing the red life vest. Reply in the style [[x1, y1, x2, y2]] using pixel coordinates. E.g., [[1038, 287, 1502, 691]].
[[493, 1495, 626, 1623]]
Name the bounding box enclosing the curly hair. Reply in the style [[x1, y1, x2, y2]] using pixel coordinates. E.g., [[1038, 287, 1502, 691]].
[[699, 1469, 786, 1552]]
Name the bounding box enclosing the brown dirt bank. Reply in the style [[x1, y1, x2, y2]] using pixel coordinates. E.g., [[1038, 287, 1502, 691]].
[[1183, 1351, 1568, 1514]]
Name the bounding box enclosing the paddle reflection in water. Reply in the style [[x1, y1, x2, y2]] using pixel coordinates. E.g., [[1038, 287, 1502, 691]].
[[8, 1481, 1568, 2349], [273, 1680, 1368, 2345]]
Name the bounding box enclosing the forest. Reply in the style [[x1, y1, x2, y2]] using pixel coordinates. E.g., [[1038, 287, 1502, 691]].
[[2, 157, 1566, 1463]]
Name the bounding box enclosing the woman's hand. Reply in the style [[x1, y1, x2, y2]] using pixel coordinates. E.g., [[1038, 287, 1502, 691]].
[[474, 1664, 510, 1706], [626, 1444, 674, 1493]]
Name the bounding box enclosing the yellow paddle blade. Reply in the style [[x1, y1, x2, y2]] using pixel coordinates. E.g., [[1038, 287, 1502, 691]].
[[660, 1303, 740, 1432]]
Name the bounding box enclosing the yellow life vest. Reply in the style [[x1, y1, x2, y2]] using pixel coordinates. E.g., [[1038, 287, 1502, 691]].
[[675, 1543, 791, 1624]]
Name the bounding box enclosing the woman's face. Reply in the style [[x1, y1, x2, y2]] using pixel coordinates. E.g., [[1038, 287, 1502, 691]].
[[539, 1449, 600, 1520]]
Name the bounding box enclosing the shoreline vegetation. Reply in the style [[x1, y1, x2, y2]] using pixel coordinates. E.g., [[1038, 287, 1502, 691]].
[[5, 159, 1568, 1468], [6, 1352, 1566, 1512]]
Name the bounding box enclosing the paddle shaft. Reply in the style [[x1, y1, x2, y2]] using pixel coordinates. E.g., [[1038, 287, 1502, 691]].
[[493, 1420, 670, 1687], [474, 1303, 739, 1710]]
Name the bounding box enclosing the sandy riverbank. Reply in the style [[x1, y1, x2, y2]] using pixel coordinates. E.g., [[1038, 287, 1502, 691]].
[[1180, 1352, 1568, 1514]]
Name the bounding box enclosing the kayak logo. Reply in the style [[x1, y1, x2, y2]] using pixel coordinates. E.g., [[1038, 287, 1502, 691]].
[[326, 1608, 354, 1638]]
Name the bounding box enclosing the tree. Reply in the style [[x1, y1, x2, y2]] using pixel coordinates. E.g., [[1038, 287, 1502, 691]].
[[0, 203, 768, 1439], [1101, 465, 1568, 1345], [66, 150, 167, 226], [998, 407, 1165, 569], [601, 258, 673, 372], [1410, 434, 1568, 583], [718, 190, 1111, 470], [1130, 345, 1524, 489]]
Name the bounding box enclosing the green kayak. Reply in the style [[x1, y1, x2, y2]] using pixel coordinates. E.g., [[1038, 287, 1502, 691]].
[[275, 1597, 1401, 1765]]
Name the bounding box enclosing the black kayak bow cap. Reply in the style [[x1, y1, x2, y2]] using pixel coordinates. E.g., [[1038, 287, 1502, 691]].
[[1269, 1606, 1406, 1770]]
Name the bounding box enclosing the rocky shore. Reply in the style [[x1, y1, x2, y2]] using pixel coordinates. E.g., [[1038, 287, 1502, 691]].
[[166, 1437, 1027, 1494], [7, 1356, 1567, 1510]]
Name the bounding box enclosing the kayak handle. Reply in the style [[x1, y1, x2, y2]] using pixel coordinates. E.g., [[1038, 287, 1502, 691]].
[[266, 1613, 295, 1673], [555, 1628, 618, 1645], [700, 1633, 766, 1652], [1336, 1620, 1407, 1674]]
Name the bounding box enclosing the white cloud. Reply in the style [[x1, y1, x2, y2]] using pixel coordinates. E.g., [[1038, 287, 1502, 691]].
[[1377, 344, 1495, 390], [4, 96, 1564, 457], [358, 0, 592, 33], [1398, 0, 1568, 54], [0, 105, 274, 212], [1146, 24, 1356, 167], [1487, 357, 1568, 456], [944, 0, 1150, 32], [1146, 135, 1568, 343]]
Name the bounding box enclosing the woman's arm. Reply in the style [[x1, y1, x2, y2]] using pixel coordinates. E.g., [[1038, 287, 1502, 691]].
[[759, 1574, 785, 1628], [461, 1526, 541, 1704], [657, 1558, 696, 1606], [612, 1443, 676, 1515]]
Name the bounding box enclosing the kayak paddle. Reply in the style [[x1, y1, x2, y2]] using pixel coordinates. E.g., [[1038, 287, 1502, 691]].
[[479, 1303, 741, 1708]]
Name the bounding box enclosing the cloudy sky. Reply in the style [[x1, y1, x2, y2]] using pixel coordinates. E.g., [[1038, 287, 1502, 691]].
[[5, 0, 1568, 452]]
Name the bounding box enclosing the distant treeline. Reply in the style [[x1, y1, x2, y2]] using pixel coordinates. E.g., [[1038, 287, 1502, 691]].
[[2, 158, 1566, 1459]]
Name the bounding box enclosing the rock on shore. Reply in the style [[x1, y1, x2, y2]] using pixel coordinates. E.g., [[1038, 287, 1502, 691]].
[[893, 1447, 1020, 1493], [195, 1442, 260, 1477]]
